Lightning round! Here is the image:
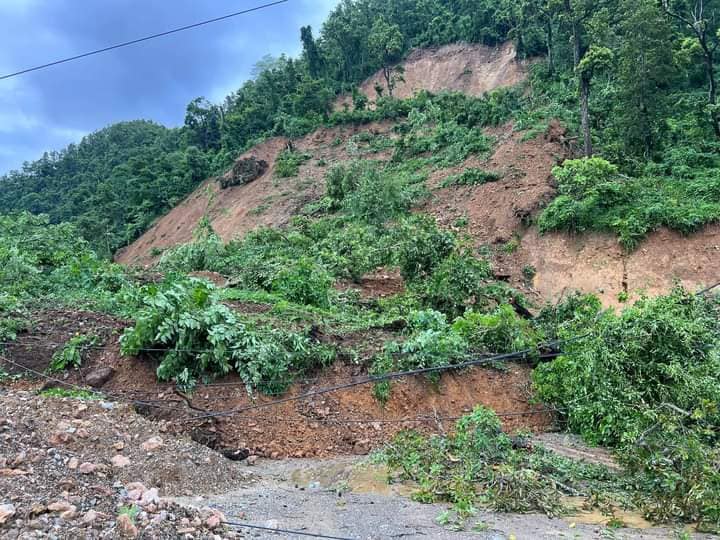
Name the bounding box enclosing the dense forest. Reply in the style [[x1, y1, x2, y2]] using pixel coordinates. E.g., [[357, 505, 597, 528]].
[[2, 0, 720, 254]]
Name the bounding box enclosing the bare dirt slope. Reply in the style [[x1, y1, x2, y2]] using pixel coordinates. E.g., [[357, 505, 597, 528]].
[[521, 224, 720, 307], [116, 122, 395, 266], [335, 42, 528, 109]]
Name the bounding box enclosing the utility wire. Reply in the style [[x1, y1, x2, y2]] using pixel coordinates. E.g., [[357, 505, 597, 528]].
[[222, 520, 354, 540], [178, 336, 581, 423], [0, 0, 289, 81]]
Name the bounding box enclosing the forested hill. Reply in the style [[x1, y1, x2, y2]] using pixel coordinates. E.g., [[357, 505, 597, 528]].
[[2, 0, 720, 256]]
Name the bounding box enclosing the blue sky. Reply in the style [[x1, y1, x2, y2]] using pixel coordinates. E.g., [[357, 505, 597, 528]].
[[0, 0, 339, 174]]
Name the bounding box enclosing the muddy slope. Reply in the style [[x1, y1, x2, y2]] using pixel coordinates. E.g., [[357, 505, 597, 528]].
[[335, 41, 528, 109]]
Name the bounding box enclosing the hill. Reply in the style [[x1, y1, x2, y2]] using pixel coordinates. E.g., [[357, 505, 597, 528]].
[[2, 0, 720, 535]]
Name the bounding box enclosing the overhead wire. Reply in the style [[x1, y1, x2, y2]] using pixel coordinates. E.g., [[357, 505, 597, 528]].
[[222, 520, 354, 540], [0, 0, 290, 81]]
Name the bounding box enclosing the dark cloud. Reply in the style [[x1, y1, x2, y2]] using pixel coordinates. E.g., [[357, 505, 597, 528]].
[[0, 0, 338, 173]]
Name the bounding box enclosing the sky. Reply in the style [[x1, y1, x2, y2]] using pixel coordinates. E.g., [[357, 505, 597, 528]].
[[0, 0, 339, 174]]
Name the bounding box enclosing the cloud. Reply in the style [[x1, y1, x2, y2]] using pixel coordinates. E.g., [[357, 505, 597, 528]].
[[0, 0, 339, 174]]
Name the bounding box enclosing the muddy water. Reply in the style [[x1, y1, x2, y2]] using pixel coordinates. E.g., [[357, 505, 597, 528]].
[[562, 497, 653, 530], [288, 459, 417, 497]]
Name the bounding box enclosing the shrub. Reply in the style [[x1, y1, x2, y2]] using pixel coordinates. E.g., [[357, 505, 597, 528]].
[[274, 149, 311, 178], [271, 257, 333, 307], [452, 304, 540, 354], [392, 215, 456, 281], [120, 278, 334, 391], [380, 406, 614, 518], [417, 252, 494, 319], [533, 287, 720, 530], [50, 334, 98, 371], [441, 168, 501, 187]]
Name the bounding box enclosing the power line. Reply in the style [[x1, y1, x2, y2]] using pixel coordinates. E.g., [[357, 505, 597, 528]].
[[178, 337, 579, 423], [222, 520, 354, 540], [0, 0, 290, 81]]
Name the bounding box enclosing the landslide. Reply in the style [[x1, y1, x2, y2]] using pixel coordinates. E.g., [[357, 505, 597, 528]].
[[116, 42, 719, 305]]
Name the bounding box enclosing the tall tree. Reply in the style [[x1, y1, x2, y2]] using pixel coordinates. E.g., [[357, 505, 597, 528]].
[[300, 26, 323, 78], [616, 0, 674, 156], [368, 17, 405, 96], [662, 0, 720, 137]]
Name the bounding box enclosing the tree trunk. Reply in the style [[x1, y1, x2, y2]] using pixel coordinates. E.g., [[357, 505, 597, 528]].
[[546, 20, 554, 74], [580, 74, 593, 157], [704, 50, 720, 137]]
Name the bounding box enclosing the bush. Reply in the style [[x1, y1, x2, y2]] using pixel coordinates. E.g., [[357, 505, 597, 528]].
[[380, 406, 614, 518], [417, 252, 494, 319], [271, 257, 333, 308], [452, 304, 540, 354], [441, 168, 501, 187], [120, 278, 334, 391], [533, 287, 720, 530], [274, 149, 311, 178], [392, 215, 455, 281]]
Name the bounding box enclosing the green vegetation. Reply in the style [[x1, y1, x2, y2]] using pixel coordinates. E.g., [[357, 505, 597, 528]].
[[119, 278, 335, 392], [441, 168, 501, 188], [538, 158, 720, 249], [1, 0, 720, 533], [39, 387, 101, 400], [274, 150, 312, 178], [534, 288, 720, 531], [379, 406, 623, 518], [49, 334, 99, 372]]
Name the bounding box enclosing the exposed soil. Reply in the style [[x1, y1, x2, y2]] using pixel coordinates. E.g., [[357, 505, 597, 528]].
[[115, 121, 398, 267], [424, 122, 563, 248], [520, 224, 720, 308], [2, 309, 553, 461], [335, 42, 529, 109], [335, 267, 405, 300]]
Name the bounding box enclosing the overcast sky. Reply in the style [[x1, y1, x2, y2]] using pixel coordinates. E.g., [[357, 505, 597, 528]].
[[0, 0, 339, 174]]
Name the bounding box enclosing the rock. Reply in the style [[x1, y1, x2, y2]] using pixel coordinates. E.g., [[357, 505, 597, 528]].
[[141, 436, 163, 452], [81, 510, 101, 526], [85, 367, 115, 388], [67, 457, 79, 470], [78, 462, 97, 474], [111, 455, 131, 468], [139, 488, 159, 507], [204, 509, 225, 530], [60, 505, 78, 520], [47, 501, 73, 513], [49, 431, 74, 445], [0, 503, 15, 524], [28, 504, 47, 517], [116, 514, 138, 538], [113, 442, 125, 451], [0, 468, 28, 477], [353, 439, 371, 455], [246, 455, 258, 466]]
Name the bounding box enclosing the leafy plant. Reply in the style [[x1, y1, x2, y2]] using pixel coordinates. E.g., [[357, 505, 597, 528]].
[[49, 334, 99, 372], [120, 278, 335, 391], [441, 168, 501, 188], [275, 149, 311, 178]]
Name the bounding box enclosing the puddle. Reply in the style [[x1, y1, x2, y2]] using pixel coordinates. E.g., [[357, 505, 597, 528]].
[[562, 496, 653, 529], [287, 460, 416, 497]]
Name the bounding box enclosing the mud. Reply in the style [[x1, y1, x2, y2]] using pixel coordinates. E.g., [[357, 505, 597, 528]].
[[174, 456, 702, 540]]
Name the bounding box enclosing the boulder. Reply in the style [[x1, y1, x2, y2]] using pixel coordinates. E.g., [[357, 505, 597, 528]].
[[219, 157, 268, 189], [85, 367, 115, 388]]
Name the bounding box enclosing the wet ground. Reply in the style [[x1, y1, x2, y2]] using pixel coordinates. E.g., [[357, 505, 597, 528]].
[[174, 457, 703, 540]]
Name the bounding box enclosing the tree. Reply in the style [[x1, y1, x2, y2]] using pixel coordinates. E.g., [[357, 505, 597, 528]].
[[559, 0, 613, 157], [184, 98, 223, 152], [662, 0, 720, 137], [368, 17, 405, 96], [615, 0, 674, 157], [300, 26, 323, 78]]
